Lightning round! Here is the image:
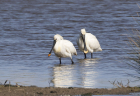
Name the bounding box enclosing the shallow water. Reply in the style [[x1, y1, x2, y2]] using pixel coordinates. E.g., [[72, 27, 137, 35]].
[[0, 0, 140, 88], [92, 92, 140, 96]]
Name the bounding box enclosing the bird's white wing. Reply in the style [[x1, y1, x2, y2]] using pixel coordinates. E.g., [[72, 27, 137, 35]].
[[86, 33, 102, 52], [62, 40, 77, 55]]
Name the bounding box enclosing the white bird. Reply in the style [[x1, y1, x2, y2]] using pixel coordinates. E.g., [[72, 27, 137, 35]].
[[48, 34, 77, 64], [77, 29, 102, 58]]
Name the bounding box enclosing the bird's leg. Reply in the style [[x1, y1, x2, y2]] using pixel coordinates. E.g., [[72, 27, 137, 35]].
[[71, 59, 74, 64], [59, 58, 61, 64], [91, 53, 93, 58], [84, 53, 86, 59]]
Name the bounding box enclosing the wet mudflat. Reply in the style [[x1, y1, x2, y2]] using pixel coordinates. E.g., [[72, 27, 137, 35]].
[[1, 85, 140, 96]]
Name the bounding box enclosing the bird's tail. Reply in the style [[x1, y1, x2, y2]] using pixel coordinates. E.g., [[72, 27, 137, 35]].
[[98, 47, 102, 51], [74, 52, 77, 55]]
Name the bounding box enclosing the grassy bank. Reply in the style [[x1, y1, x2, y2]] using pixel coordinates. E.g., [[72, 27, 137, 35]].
[[0, 84, 140, 96]]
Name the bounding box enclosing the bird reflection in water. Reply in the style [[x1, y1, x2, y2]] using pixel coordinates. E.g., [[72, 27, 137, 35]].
[[77, 58, 100, 88], [78, 58, 100, 64], [52, 58, 101, 88], [52, 64, 75, 87]]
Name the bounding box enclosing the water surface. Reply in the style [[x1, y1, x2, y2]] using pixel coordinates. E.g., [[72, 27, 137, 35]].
[[0, 0, 140, 88]]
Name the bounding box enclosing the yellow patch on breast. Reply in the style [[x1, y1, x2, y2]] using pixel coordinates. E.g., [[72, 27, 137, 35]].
[[56, 46, 61, 52]]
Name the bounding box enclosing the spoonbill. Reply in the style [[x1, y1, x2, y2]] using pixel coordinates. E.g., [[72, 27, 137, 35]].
[[77, 29, 102, 58], [48, 34, 77, 64]]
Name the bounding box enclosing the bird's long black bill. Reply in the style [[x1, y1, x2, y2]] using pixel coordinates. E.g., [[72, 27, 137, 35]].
[[82, 34, 88, 54], [48, 40, 56, 57]]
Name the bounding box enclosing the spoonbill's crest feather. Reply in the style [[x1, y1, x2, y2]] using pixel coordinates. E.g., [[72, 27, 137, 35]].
[[54, 34, 63, 41]]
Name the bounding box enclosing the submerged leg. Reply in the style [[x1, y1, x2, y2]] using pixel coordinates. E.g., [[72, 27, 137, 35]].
[[91, 53, 93, 58], [84, 53, 86, 59], [59, 58, 61, 64]]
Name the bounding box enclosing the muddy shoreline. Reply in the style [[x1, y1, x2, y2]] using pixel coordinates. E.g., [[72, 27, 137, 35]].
[[0, 84, 140, 96]]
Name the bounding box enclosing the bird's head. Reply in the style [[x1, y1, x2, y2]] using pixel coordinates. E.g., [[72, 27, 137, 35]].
[[48, 34, 63, 57], [81, 28, 88, 54], [81, 28, 86, 35], [54, 34, 63, 41]]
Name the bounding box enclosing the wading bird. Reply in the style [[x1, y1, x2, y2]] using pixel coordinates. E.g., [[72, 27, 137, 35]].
[[77, 29, 102, 58], [48, 34, 77, 64]]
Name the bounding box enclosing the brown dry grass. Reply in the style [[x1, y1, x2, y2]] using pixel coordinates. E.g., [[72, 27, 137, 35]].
[[0, 84, 140, 96], [126, 4, 140, 65]]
